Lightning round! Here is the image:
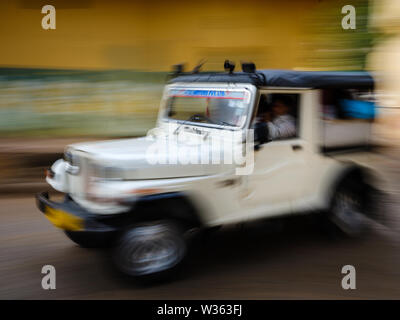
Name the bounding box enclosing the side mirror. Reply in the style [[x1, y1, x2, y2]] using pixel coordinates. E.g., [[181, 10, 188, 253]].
[[253, 122, 269, 150]]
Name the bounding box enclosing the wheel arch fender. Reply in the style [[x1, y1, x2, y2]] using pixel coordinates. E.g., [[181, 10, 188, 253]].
[[127, 191, 205, 230], [322, 161, 378, 210]]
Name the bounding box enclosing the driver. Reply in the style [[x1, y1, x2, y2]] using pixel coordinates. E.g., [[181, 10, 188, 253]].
[[255, 95, 296, 141], [266, 95, 296, 140]]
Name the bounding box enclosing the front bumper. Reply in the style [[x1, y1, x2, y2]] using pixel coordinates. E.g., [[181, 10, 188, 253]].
[[35, 192, 121, 237]]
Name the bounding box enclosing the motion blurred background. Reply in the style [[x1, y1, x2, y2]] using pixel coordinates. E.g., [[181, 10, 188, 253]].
[[0, 0, 398, 136], [0, 0, 397, 138], [1, 0, 400, 299]]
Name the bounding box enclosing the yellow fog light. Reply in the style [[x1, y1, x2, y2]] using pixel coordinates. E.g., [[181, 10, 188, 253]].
[[44, 207, 84, 231]]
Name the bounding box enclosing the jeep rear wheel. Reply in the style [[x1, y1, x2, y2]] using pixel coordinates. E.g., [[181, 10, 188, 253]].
[[113, 220, 187, 281], [329, 179, 369, 237]]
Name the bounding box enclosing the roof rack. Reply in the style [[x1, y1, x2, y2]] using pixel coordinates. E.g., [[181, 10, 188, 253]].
[[168, 61, 375, 89]]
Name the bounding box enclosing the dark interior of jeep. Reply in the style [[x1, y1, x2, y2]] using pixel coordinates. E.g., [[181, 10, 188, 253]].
[[253, 93, 300, 141]]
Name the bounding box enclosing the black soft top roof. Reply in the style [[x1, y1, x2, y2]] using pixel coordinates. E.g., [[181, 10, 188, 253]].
[[169, 69, 374, 89]]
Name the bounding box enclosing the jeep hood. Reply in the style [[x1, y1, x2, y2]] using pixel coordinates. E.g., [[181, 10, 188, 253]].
[[69, 136, 239, 179]]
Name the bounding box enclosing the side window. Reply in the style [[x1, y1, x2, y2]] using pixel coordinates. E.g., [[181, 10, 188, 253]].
[[321, 89, 376, 149], [321, 89, 376, 121], [254, 93, 300, 141]]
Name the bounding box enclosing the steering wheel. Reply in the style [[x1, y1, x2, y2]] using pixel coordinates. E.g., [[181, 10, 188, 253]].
[[189, 114, 215, 124]]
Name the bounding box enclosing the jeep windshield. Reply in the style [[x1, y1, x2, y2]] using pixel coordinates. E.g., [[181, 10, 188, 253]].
[[164, 88, 251, 128]]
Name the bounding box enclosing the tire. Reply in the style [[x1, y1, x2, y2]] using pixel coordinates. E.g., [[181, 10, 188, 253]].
[[328, 178, 370, 237], [64, 230, 112, 248], [113, 220, 187, 282]]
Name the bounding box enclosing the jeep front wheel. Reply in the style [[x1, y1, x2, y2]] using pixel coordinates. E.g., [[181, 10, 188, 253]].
[[113, 220, 187, 281]]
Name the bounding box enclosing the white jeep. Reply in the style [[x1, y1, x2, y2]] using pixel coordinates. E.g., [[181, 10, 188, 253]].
[[36, 62, 380, 281]]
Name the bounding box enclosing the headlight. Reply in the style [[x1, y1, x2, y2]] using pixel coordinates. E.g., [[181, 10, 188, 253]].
[[64, 150, 80, 175]]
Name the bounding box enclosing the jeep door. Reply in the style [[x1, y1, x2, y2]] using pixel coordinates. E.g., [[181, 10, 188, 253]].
[[240, 89, 317, 219]]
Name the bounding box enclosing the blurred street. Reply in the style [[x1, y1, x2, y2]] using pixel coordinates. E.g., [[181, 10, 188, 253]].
[[1, 148, 400, 300]]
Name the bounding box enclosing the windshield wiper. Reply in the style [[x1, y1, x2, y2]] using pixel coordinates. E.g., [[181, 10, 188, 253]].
[[214, 120, 232, 126], [173, 114, 233, 135], [174, 114, 214, 134]]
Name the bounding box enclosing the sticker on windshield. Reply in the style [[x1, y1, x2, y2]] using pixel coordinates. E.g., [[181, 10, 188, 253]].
[[170, 89, 246, 100]]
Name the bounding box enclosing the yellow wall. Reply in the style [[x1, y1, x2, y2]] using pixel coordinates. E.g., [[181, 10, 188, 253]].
[[0, 0, 320, 71]]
